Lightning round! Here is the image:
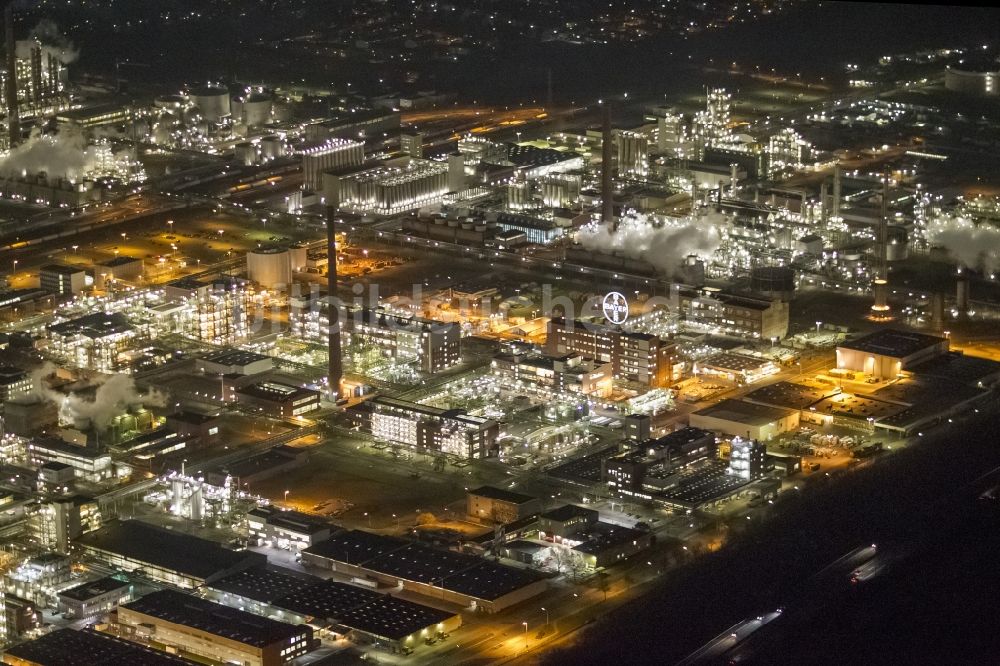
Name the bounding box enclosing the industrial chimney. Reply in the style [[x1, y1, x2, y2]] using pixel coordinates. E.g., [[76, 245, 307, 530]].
[[326, 206, 343, 399], [871, 170, 891, 319], [601, 102, 614, 227], [4, 3, 18, 149]]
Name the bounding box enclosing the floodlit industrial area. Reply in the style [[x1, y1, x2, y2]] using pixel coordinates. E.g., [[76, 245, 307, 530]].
[[0, 2, 996, 665]]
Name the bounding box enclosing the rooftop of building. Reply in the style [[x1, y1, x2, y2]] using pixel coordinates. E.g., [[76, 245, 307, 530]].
[[76, 520, 265, 582], [166, 410, 221, 425], [908, 351, 1000, 386], [699, 352, 774, 373], [334, 595, 455, 641], [692, 398, 798, 426], [58, 576, 130, 602], [99, 255, 142, 267], [122, 589, 308, 648], [249, 506, 332, 535], [548, 316, 662, 342], [571, 521, 647, 555], [0, 365, 26, 381], [305, 530, 545, 601], [809, 393, 907, 421], [468, 485, 537, 505], [29, 438, 111, 460], [40, 263, 86, 275], [3, 627, 198, 666], [275, 579, 382, 620], [540, 504, 598, 523], [200, 348, 271, 366], [744, 381, 836, 410], [209, 565, 319, 604], [838, 329, 947, 358], [653, 460, 753, 508], [237, 380, 318, 402], [48, 311, 133, 339]]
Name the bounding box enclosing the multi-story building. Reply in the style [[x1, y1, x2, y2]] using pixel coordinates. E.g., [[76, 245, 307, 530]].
[[115, 589, 313, 666], [247, 507, 332, 550], [24, 495, 102, 554], [47, 311, 139, 373], [603, 427, 716, 497], [672, 287, 790, 340], [0, 366, 32, 403], [235, 382, 321, 418], [467, 486, 542, 524], [165, 277, 254, 345], [0, 38, 70, 120], [348, 396, 499, 459], [57, 576, 133, 619], [291, 306, 461, 374], [728, 436, 767, 480], [615, 130, 649, 177], [491, 353, 613, 398], [545, 318, 677, 388], [39, 264, 86, 296]]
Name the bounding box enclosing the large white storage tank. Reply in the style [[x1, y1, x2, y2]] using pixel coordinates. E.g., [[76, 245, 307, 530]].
[[247, 246, 291, 288], [232, 91, 273, 127], [190, 85, 231, 121]]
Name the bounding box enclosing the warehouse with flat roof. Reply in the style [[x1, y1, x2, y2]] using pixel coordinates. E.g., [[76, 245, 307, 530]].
[[75, 520, 265, 589], [690, 398, 799, 440]]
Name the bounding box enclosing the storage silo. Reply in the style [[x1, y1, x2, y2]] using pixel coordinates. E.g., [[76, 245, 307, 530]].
[[190, 85, 231, 122], [247, 246, 292, 288]]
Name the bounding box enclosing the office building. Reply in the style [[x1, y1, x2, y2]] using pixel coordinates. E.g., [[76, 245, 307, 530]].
[[673, 286, 790, 340], [603, 427, 717, 496], [467, 486, 542, 524], [536, 505, 653, 569], [247, 507, 333, 549], [400, 130, 424, 158], [116, 589, 313, 666], [491, 353, 613, 398], [546, 317, 677, 388], [234, 381, 321, 418], [0, 366, 31, 403], [348, 395, 499, 459], [39, 264, 86, 296], [57, 576, 133, 619]]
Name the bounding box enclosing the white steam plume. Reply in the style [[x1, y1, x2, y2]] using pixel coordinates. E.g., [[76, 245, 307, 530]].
[[927, 212, 1000, 273], [28, 363, 167, 430], [0, 127, 134, 182], [16, 20, 78, 64], [574, 211, 724, 275]]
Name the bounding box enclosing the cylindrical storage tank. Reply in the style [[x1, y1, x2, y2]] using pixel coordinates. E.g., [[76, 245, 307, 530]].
[[750, 265, 795, 300], [190, 85, 231, 122], [956, 274, 970, 313], [288, 243, 308, 272], [931, 292, 945, 331], [945, 63, 1000, 97], [234, 142, 256, 166], [190, 485, 204, 521], [246, 246, 292, 288], [259, 135, 285, 160], [886, 225, 908, 261], [242, 91, 272, 126]]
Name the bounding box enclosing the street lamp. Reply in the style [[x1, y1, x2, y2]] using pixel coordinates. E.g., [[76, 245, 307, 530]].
[[284, 490, 290, 504], [364, 512, 371, 528], [815, 321, 822, 333], [522, 621, 528, 649], [541, 607, 549, 627]]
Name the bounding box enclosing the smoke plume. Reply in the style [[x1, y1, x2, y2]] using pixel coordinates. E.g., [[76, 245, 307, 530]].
[[29, 363, 167, 430], [574, 211, 724, 275], [927, 212, 1000, 274], [16, 20, 78, 64], [0, 127, 133, 182]]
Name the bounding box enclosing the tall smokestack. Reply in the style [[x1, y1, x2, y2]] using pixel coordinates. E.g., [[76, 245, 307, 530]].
[[832, 164, 841, 221], [601, 102, 614, 227], [4, 3, 18, 149], [871, 170, 891, 317], [326, 206, 342, 399]]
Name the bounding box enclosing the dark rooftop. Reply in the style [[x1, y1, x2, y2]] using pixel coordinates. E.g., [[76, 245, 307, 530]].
[[76, 520, 265, 582], [839, 329, 946, 358], [469, 485, 537, 505], [275, 579, 381, 620], [540, 504, 598, 523], [303, 530, 410, 566], [48, 311, 133, 339], [209, 565, 318, 604], [123, 589, 309, 648], [335, 595, 454, 641], [692, 398, 798, 426], [3, 627, 197, 666], [40, 263, 85, 275], [58, 576, 130, 602]]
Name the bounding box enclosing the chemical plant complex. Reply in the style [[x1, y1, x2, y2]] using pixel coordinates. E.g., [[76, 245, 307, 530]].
[[0, 2, 995, 665]]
